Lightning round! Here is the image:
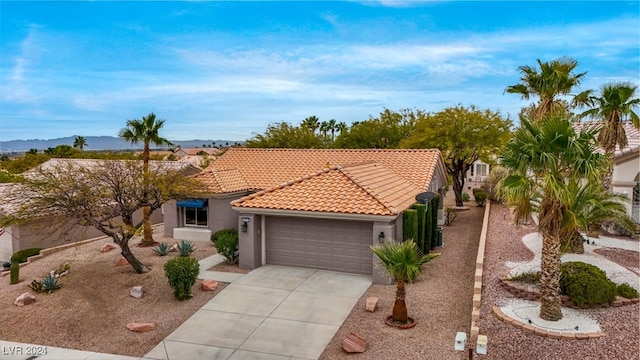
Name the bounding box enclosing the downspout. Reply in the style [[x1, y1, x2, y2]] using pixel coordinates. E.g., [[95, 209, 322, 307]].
[[261, 215, 266, 265]]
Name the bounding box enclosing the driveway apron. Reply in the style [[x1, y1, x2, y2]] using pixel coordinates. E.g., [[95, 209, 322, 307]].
[[145, 265, 372, 360]]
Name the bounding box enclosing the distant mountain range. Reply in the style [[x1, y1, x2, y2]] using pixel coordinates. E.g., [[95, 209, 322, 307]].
[[0, 136, 241, 152]]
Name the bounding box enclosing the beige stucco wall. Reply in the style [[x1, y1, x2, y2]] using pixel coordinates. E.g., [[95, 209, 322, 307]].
[[612, 154, 640, 220]]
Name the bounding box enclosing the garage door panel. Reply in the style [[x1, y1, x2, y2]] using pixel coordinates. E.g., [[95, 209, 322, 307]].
[[266, 217, 373, 275]]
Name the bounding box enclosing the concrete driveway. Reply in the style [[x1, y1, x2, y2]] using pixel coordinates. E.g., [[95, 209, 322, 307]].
[[145, 265, 372, 360]]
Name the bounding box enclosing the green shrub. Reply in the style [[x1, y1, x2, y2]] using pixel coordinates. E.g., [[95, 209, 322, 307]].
[[617, 283, 639, 299], [402, 209, 418, 242], [430, 195, 439, 249], [560, 262, 617, 306], [461, 192, 470, 202], [164, 256, 200, 300], [412, 203, 427, 253], [473, 189, 487, 207], [211, 229, 238, 243], [10, 248, 42, 263], [29, 274, 62, 294], [153, 243, 170, 256], [177, 240, 197, 257], [508, 271, 540, 284], [215, 232, 239, 264]]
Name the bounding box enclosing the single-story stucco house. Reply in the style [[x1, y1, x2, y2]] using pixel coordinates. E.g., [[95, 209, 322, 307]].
[[0, 158, 201, 262], [163, 148, 448, 283]]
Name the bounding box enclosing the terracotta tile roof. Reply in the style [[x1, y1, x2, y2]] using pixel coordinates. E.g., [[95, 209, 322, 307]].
[[574, 121, 640, 159], [232, 162, 422, 216], [190, 168, 253, 194], [203, 148, 444, 194]]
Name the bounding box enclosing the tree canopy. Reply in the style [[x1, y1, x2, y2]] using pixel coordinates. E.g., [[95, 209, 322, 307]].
[[401, 105, 512, 206]]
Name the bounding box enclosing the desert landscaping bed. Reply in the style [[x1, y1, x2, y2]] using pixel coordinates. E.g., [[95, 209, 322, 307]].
[[0, 227, 224, 357]]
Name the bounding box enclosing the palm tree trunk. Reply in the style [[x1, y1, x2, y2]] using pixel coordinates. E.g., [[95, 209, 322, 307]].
[[539, 233, 563, 321], [392, 279, 408, 323], [141, 143, 155, 246], [600, 153, 614, 192]]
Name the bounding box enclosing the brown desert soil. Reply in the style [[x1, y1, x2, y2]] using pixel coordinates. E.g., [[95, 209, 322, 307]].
[[0, 226, 224, 357]]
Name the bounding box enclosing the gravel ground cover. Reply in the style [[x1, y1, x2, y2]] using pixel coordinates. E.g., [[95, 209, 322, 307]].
[[0, 226, 223, 357]]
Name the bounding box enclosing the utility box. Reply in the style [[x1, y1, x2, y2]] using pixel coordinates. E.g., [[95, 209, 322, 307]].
[[476, 335, 488, 355]]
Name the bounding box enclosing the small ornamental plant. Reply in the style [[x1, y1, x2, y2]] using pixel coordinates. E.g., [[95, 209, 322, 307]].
[[164, 256, 200, 301]]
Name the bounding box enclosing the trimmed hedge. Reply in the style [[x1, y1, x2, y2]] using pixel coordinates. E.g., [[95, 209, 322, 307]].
[[211, 228, 238, 244], [412, 203, 427, 253], [403, 209, 418, 242], [617, 283, 639, 299], [10, 248, 42, 263], [430, 194, 439, 249]]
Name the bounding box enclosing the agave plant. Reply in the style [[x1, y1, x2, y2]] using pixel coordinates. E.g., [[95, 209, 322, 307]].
[[42, 274, 62, 293], [177, 240, 197, 257], [153, 243, 170, 256]]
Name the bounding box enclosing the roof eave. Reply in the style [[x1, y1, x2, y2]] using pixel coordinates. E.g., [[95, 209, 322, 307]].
[[230, 207, 398, 222]]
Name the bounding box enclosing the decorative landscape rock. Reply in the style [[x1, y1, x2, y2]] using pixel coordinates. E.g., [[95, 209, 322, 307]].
[[169, 244, 179, 252], [201, 279, 219, 291], [14, 293, 36, 307], [100, 243, 119, 252], [130, 286, 144, 299], [116, 257, 129, 266], [365, 297, 378, 312], [342, 333, 366, 353], [126, 322, 156, 332]]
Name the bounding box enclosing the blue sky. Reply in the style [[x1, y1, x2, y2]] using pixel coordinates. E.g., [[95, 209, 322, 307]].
[[1, 1, 638, 142]]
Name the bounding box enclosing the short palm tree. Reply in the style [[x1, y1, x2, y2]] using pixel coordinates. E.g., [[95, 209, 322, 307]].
[[73, 136, 87, 152], [119, 113, 173, 246], [370, 240, 439, 325], [505, 57, 589, 121], [579, 82, 640, 191], [501, 116, 603, 321]]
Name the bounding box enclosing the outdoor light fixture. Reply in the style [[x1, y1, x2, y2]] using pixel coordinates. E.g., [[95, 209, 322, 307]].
[[378, 231, 385, 243], [241, 217, 250, 232], [454, 332, 467, 351], [476, 335, 488, 355]]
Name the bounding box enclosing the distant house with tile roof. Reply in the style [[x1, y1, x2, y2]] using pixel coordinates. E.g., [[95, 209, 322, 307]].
[[163, 148, 447, 284], [0, 159, 201, 262], [574, 121, 640, 223]]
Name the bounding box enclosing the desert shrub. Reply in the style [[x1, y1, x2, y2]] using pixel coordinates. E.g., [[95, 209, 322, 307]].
[[617, 283, 639, 299], [461, 192, 470, 202], [215, 232, 239, 264], [508, 271, 540, 284], [560, 262, 617, 306], [177, 240, 197, 257], [153, 243, 170, 256], [211, 228, 238, 244], [164, 256, 200, 301], [473, 189, 487, 207], [402, 209, 418, 242], [10, 248, 42, 263], [485, 165, 510, 203]]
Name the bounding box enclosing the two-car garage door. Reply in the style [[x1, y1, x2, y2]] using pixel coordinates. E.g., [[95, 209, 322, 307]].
[[266, 217, 373, 275]]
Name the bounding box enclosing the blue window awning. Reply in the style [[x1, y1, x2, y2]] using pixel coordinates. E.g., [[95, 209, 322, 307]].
[[177, 199, 208, 208]]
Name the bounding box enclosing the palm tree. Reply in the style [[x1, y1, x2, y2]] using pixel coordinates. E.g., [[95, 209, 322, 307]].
[[501, 116, 603, 321], [319, 121, 329, 138], [580, 82, 640, 191], [119, 113, 173, 246], [370, 240, 439, 326], [336, 122, 348, 135], [328, 119, 337, 141], [505, 57, 589, 121], [301, 116, 320, 134], [73, 136, 87, 152]]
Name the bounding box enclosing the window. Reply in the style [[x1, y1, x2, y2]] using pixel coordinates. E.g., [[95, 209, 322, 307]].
[[476, 163, 488, 177], [184, 207, 208, 227]]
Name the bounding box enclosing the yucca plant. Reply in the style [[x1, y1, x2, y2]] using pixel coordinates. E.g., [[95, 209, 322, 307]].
[[153, 243, 170, 256], [177, 240, 197, 257]]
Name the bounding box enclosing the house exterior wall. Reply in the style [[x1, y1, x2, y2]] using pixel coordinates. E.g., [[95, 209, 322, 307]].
[[466, 160, 490, 183], [210, 195, 244, 232], [163, 200, 179, 237], [612, 153, 640, 222]]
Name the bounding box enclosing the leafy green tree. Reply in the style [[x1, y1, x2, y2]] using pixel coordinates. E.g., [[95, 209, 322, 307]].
[[505, 57, 590, 120], [370, 240, 438, 325], [501, 116, 604, 321], [401, 105, 512, 206], [119, 113, 173, 246], [245, 121, 323, 148], [579, 82, 640, 191], [73, 136, 87, 152], [336, 109, 418, 149]]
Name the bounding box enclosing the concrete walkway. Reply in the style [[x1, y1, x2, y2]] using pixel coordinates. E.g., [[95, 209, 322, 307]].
[[145, 264, 371, 360], [2, 255, 371, 360]]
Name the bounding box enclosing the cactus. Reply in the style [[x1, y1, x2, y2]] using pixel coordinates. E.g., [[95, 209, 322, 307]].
[[10, 260, 19, 284]]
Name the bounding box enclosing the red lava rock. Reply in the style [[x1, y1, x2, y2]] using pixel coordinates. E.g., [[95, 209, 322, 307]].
[[126, 322, 156, 332], [201, 280, 219, 291], [365, 297, 378, 312], [14, 293, 36, 307], [342, 333, 366, 353]]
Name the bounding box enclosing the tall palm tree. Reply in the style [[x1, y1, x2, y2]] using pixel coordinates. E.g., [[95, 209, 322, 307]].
[[580, 82, 640, 191], [501, 116, 603, 321], [119, 113, 173, 246], [336, 121, 348, 135], [301, 116, 320, 134], [370, 240, 438, 325], [319, 121, 329, 138], [328, 119, 337, 141], [505, 57, 589, 121], [73, 136, 87, 152]]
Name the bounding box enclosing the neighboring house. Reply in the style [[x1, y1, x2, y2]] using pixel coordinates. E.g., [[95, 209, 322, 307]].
[[575, 122, 640, 224], [163, 148, 447, 283], [173, 146, 221, 158], [0, 159, 201, 262], [466, 160, 490, 183]]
